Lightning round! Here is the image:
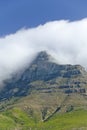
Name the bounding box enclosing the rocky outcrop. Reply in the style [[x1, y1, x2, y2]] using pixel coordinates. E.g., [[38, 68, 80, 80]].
[[0, 51, 87, 99]]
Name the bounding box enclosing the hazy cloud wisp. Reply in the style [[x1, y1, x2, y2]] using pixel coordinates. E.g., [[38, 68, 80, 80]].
[[0, 18, 87, 85]]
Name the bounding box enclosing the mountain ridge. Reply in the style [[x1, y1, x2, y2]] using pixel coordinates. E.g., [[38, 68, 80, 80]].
[[0, 51, 87, 129], [0, 51, 87, 100]]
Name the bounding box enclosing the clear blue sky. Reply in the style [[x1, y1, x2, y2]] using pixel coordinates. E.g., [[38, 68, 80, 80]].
[[0, 0, 87, 36]]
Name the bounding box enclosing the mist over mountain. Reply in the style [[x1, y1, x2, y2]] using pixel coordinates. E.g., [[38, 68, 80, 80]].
[[0, 19, 87, 85], [0, 51, 87, 100], [0, 51, 87, 130]]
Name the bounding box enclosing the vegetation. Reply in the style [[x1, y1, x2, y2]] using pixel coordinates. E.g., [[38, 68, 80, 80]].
[[0, 91, 87, 129], [0, 52, 87, 129], [0, 108, 87, 130]]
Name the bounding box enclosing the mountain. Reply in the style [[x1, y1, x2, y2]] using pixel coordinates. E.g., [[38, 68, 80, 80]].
[[0, 51, 87, 100], [0, 51, 87, 129]]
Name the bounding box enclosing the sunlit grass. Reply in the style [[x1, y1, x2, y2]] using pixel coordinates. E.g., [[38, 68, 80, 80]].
[[1, 108, 87, 130]]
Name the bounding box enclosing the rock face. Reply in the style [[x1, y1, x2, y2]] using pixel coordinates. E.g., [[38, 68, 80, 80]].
[[18, 51, 87, 81], [0, 51, 87, 99]]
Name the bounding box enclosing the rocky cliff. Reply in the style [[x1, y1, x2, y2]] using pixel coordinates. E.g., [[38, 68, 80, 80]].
[[0, 51, 87, 100]]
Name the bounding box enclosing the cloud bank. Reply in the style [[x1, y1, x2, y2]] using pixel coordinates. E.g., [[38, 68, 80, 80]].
[[0, 18, 87, 85]]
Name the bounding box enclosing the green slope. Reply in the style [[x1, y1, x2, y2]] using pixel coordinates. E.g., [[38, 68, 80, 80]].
[[0, 91, 87, 129], [0, 114, 16, 130], [1, 108, 87, 130], [42, 109, 87, 130]]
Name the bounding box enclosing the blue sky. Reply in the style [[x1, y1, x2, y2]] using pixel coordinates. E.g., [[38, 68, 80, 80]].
[[0, 0, 87, 35], [1, 0, 87, 83]]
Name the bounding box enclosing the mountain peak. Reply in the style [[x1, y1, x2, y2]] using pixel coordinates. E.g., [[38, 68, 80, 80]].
[[34, 51, 51, 63], [0, 51, 87, 100]]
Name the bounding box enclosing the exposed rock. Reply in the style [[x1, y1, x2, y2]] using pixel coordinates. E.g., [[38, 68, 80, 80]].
[[0, 51, 87, 99]]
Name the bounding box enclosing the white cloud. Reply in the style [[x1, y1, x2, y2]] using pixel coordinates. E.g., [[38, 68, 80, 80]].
[[0, 18, 87, 85]]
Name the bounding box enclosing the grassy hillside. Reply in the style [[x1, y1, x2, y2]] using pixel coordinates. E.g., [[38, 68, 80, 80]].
[[0, 91, 87, 130], [0, 51, 87, 129], [0, 96, 86, 130], [1, 108, 87, 130], [43, 109, 87, 130]]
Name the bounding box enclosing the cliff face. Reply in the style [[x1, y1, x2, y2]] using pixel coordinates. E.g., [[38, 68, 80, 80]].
[[0, 51, 87, 99], [18, 51, 86, 81]]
